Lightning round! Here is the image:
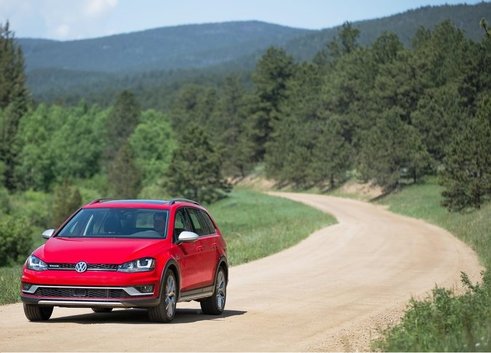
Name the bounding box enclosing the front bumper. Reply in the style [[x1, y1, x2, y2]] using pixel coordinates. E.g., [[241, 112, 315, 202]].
[[21, 284, 160, 308]]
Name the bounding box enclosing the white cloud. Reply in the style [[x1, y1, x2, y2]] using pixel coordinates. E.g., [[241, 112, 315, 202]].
[[0, 0, 119, 39], [54, 23, 70, 38], [84, 0, 118, 18]]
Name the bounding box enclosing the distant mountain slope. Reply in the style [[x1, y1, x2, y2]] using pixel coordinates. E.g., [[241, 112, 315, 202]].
[[284, 2, 491, 60], [18, 21, 312, 73], [19, 2, 491, 106]]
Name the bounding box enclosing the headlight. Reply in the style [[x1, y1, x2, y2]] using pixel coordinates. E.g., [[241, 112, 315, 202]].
[[118, 258, 155, 273], [26, 255, 48, 271]]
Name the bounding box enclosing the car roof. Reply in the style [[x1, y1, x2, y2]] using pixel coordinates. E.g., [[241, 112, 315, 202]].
[[84, 198, 201, 209]]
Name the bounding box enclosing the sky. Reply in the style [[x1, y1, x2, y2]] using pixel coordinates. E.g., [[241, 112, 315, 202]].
[[0, 0, 487, 40]]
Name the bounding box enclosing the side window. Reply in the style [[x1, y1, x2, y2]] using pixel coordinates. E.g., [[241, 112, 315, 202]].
[[187, 208, 215, 236], [187, 208, 205, 236], [173, 209, 191, 240]]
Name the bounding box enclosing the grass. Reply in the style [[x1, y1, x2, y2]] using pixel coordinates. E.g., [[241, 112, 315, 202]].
[[0, 267, 22, 305], [0, 188, 334, 304], [372, 178, 491, 351]]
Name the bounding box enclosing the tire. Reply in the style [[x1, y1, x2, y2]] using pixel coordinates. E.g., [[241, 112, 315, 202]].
[[23, 304, 53, 321], [201, 266, 226, 315], [91, 307, 113, 313], [148, 270, 177, 322]]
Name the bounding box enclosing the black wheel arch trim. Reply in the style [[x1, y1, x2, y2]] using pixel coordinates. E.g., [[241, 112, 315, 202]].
[[217, 256, 229, 284], [160, 259, 180, 301]]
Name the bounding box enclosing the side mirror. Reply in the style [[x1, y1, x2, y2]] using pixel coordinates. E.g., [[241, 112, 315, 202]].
[[177, 231, 199, 243], [42, 229, 55, 239]]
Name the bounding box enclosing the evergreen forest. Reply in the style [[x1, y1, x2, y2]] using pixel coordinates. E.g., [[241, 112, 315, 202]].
[[1, 10, 491, 246]]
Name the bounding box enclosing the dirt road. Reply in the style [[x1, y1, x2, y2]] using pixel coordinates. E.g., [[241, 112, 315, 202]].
[[0, 193, 482, 351]]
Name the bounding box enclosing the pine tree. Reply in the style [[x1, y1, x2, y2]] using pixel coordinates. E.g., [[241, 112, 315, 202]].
[[358, 108, 430, 191], [328, 22, 360, 59], [211, 76, 251, 177], [0, 22, 29, 190], [480, 18, 491, 38], [249, 47, 296, 161], [411, 84, 463, 164], [164, 124, 230, 204], [310, 116, 353, 188], [105, 90, 140, 162], [107, 143, 142, 199], [440, 97, 491, 211], [51, 180, 82, 227], [170, 84, 217, 134], [265, 62, 323, 187], [458, 35, 491, 117]]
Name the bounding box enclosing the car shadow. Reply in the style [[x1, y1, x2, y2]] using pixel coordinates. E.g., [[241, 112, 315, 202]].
[[47, 308, 246, 325]]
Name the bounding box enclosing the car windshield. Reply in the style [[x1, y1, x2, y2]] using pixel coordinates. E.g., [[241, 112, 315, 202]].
[[57, 208, 168, 239]]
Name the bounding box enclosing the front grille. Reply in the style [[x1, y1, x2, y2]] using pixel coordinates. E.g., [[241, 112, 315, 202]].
[[47, 263, 119, 271], [88, 264, 119, 271], [48, 263, 74, 270], [35, 287, 128, 299]]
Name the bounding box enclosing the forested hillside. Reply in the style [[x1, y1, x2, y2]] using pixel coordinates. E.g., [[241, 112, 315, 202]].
[[21, 2, 491, 106], [285, 2, 491, 60], [19, 21, 311, 73]]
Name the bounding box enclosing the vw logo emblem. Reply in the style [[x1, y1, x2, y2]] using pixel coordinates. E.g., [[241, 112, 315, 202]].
[[75, 261, 88, 273]]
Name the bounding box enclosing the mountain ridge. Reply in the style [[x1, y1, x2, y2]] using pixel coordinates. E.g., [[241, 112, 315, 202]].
[[18, 21, 312, 73], [17, 2, 491, 105]]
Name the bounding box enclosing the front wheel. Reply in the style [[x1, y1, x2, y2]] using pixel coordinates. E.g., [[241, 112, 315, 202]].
[[148, 270, 177, 322], [23, 304, 53, 321], [201, 267, 226, 315]]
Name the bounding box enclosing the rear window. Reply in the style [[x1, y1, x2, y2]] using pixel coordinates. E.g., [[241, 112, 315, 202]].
[[57, 208, 168, 239]]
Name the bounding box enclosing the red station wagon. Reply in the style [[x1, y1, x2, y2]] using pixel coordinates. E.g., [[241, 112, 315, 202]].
[[20, 198, 228, 323]]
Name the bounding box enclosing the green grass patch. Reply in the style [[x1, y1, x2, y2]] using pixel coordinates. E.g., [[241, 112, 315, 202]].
[[209, 188, 335, 266], [373, 178, 491, 351], [0, 267, 22, 305]]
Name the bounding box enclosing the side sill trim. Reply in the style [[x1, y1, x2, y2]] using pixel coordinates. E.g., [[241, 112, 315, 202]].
[[179, 286, 214, 302]]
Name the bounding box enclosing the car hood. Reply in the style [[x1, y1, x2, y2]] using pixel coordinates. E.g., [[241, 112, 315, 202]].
[[34, 237, 166, 264]]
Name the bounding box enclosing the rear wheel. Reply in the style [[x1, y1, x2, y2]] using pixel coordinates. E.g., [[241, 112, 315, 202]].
[[91, 307, 113, 313], [201, 267, 226, 315], [23, 304, 53, 321], [148, 270, 177, 322]]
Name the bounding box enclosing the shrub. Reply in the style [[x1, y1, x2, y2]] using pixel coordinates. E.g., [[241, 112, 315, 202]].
[[0, 215, 33, 266], [8, 190, 51, 228], [0, 186, 10, 214], [373, 272, 491, 352]]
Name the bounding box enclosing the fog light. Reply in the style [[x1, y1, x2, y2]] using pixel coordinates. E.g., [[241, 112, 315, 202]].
[[22, 283, 32, 291], [135, 285, 154, 294]]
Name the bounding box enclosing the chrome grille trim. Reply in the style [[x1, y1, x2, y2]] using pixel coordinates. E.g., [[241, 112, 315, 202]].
[[47, 263, 119, 271]]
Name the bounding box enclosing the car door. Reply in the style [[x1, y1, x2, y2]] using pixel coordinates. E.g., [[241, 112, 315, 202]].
[[186, 207, 217, 287], [172, 208, 201, 291]]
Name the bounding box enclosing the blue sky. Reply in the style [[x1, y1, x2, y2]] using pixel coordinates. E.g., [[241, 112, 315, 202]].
[[0, 0, 486, 40]]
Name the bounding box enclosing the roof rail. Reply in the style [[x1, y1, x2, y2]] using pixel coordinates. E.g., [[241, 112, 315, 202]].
[[88, 198, 112, 205], [169, 198, 200, 205]]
